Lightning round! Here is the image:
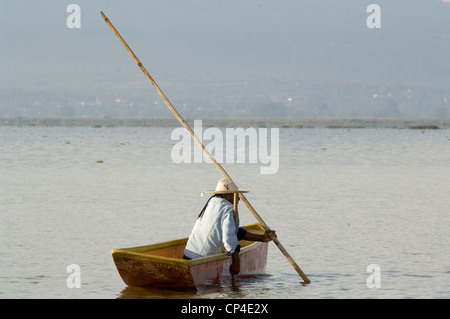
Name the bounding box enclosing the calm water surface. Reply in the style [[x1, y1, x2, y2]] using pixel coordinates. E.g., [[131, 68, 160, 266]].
[[1, 126, 449, 299]]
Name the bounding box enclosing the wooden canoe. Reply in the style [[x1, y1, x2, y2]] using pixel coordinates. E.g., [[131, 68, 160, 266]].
[[112, 223, 268, 290]]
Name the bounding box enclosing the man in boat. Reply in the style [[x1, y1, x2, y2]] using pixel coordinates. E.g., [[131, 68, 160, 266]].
[[184, 178, 276, 277]]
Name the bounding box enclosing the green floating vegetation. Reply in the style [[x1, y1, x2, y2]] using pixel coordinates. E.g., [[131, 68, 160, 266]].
[[280, 125, 304, 129], [326, 125, 365, 129], [407, 125, 440, 130]]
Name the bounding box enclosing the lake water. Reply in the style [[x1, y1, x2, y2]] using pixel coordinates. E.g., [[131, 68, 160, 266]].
[[1, 125, 449, 299]]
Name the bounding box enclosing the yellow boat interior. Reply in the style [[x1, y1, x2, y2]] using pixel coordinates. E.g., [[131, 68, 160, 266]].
[[111, 223, 265, 267]]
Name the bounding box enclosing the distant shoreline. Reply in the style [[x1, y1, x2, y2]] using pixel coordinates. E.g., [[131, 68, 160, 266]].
[[1, 117, 449, 129]]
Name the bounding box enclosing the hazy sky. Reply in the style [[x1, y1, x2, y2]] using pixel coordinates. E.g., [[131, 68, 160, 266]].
[[1, 0, 449, 95]]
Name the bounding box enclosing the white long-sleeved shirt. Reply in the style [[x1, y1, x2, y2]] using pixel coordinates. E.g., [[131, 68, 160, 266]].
[[184, 197, 239, 259]]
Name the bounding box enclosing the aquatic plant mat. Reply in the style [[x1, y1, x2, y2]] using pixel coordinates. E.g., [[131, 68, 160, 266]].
[[2, 117, 450, 129]]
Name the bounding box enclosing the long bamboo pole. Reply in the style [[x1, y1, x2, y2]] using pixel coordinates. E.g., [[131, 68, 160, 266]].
[[232, 192, 238, 286], [100, 11, 310, 284]]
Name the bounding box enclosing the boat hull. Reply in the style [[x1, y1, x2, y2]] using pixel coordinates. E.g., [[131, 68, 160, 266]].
[[112, 223, 268, 289]]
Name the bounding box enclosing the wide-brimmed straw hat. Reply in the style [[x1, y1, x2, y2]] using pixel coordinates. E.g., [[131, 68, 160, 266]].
[[204, 178, 249, 194]]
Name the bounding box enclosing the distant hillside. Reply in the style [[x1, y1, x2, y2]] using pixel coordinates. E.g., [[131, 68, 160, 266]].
[[1, 76, 449, 120]]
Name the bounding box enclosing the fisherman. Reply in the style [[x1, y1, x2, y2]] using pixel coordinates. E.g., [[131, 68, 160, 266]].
[[184, 178, 276, 277]]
